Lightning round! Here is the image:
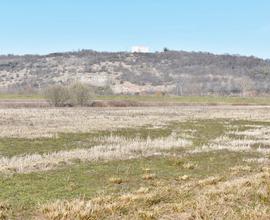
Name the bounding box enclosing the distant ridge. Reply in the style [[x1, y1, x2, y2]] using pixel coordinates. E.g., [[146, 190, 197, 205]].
[[0, 50, 269, 96]]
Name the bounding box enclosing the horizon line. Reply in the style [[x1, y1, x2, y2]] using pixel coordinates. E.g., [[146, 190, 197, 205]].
[[1, 48, 269, 60]]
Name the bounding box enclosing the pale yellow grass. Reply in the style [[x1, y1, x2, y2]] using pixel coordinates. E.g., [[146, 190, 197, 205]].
[[231, 126, 270, 138], [190, 124, 270, 155], [0, 135, 191, 173], [244, 157, 270, 164], [1, 106, 270, 138], [39, 169, 270, 220], [0, 202, 10, 220]]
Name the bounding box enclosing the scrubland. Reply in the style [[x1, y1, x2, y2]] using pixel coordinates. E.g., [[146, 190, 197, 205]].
[[0, 105, 270, 219]]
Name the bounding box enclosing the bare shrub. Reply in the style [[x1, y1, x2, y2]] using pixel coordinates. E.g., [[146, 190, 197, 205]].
[[43, 82, 93, 107], [43, 85, 70, 107], [69, 82, 93, 106]]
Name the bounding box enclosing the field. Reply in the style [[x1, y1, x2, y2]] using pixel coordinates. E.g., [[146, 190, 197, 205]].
[[97, 95, 270, 105], [1, 105, 270, 219], [1, 94, 270, 108]]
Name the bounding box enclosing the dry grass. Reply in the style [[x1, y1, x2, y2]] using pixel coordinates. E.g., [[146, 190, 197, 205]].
[[197, 176, 222, 186], [38, 168, 270, 220], [142, 173, 156, 180], [183, 162, 197, 170], [190, 123, 270, 156], [0, 135, 191, 173], [179, 175, 189, 181], [109, 177, 123, 184], [229, 165, 252, 175], [244, 157, 270, 164], [1, 105, 270, 219], [0, 106, 270, 138], [0, 202, 10, 220]]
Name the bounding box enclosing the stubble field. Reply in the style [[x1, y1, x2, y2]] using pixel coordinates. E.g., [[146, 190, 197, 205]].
[[0, 105, 270, 219]]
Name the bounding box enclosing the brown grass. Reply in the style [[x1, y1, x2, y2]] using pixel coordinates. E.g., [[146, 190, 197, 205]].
[[109, 177, 124, 184], [38, 169, 270, 220], [0, 106, 270, 138], [142, 173, 157, 180], [0, 202, 11, 220]]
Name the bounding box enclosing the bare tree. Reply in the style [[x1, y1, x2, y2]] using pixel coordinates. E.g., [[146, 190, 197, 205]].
[[44, 85, 70, 107], [69, 82, 93, 106]]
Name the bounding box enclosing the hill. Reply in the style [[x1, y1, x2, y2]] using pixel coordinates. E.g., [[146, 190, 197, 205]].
[[0, 50, 270, 96]]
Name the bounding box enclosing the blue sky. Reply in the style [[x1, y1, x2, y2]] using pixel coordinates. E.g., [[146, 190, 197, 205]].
[[0, 0, 270, 58]]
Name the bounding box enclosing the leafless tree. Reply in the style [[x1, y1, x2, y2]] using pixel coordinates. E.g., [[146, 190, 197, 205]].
[[69, 82, 93, 106], [44, 85, 70, 107]]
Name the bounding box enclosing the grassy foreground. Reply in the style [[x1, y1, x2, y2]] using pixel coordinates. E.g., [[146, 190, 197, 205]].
[[0, 117, 270, 219]]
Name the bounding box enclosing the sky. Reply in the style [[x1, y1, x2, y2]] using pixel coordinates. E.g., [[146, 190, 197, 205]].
[[0, 0, 270, 58]]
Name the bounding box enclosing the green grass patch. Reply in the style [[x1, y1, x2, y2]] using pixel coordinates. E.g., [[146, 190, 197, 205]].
[[0, 151, 255, 218], [0, 119, 226, 157], [169, 119, 226, 146], [2, 119, 265, 157], [230, 120, 270, 131], [0, 133, 97, 157], [0, 118, 268, 218], [0, 93, 43, 100], [96, 95, 270, 105], [1, 93, 269, 105], [0, 126, 173, 157]]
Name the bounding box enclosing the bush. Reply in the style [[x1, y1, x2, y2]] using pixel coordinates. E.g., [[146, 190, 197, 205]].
[[44, 85, 70, 107], [69, 83, 93, 106], [44, 83, 93, 107]]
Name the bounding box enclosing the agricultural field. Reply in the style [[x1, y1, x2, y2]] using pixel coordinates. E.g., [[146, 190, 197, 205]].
[[0, 105, 270, 219], [1, 94, 270, 109], [97, 95, 270, 106], [1, 94, 270, 105]]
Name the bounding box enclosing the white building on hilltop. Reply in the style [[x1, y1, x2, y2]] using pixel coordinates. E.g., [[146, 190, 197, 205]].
[[131, 46, 150, 53]]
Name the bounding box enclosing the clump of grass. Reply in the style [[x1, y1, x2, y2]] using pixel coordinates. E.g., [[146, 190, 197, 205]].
[[198, 176, 222, 186], [41, 198, 113, 220], [230, 165, 252, 174], [136, 187, 150, 194], [179, 175, 189, 181], [257, 184, 270, 202], [109, 177, 124, 184], [170, 158, 184, 166], [142, 167, 156, 180], [183, 162, 197, 170], [40, 190, 158, 220], [261, 167, 270, 173], [138, 211, 156, 220], [0, 202, 11, 220], [142, 168, 152, 173], [142, 173, 156, 180]]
